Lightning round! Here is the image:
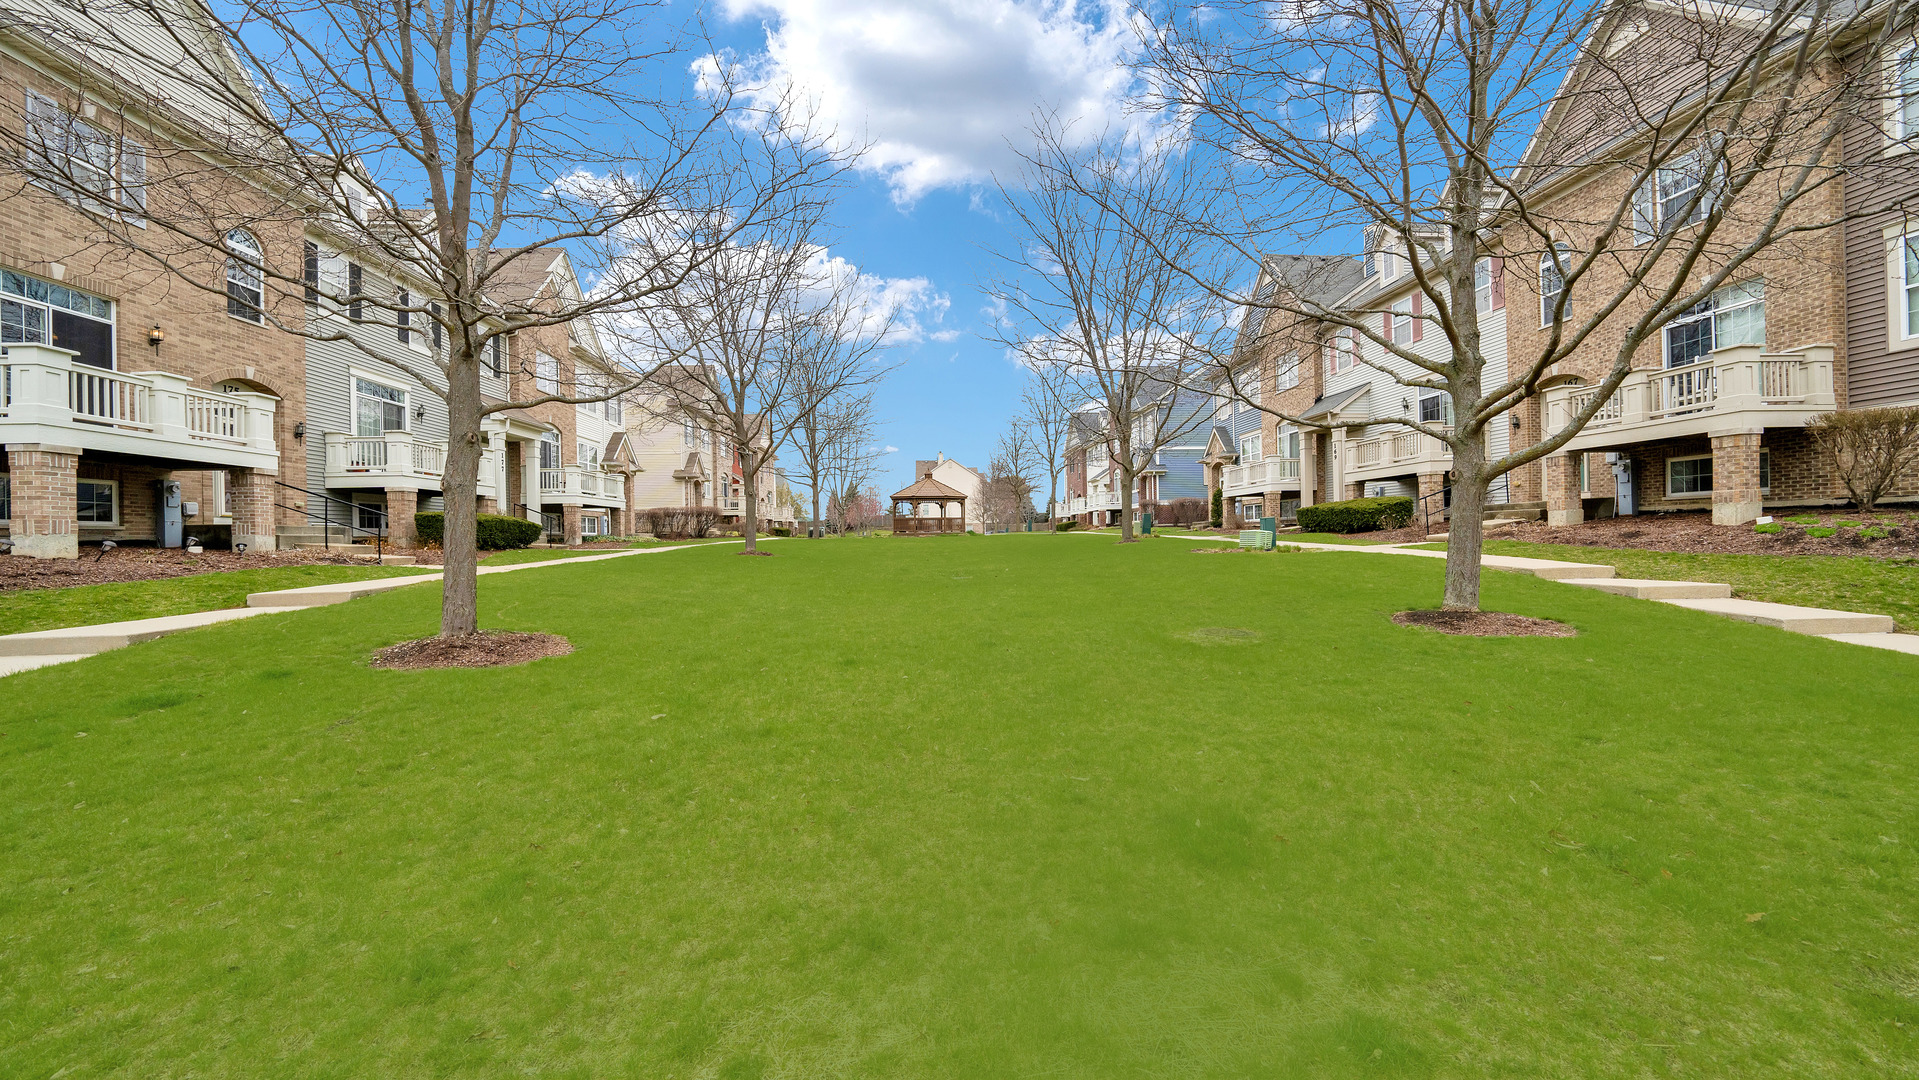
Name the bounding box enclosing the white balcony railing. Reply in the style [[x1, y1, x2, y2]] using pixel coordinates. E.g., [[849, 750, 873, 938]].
[[536, 463, 625, 507], [1543, 345, 1837, 449], [1347, 427, 1451, 477], [1223, 456, 1303, 494], [0, 342, 278, 470]]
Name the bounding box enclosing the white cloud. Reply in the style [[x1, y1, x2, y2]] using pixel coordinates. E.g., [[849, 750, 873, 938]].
[[882, 445, 900, 454], [707, 0, 1154, 203], [928, 328, 962, 343], [803, 248, 953, 344]]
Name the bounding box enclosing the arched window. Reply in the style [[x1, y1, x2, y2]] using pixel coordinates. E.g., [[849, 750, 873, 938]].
[[1539, 244, 1569, 328], [225, 229, 263, 323]]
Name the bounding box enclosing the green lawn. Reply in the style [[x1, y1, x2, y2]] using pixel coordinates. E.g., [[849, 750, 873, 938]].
[[2, 536, 1914, 1077], [0, 564, 432, 636], [1419, 540, 1919, 631]]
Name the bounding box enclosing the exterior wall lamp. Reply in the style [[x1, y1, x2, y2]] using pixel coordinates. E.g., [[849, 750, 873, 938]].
[[293, 421, 306, 440], [412, 403, 427, 422], [147, 325, 165, 353]]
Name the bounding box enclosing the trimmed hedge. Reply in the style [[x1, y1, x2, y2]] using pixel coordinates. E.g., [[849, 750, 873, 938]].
[[1294, 496, 1414, 534], [414, 511, 543, 550], [1054, 520, 1079, 532]]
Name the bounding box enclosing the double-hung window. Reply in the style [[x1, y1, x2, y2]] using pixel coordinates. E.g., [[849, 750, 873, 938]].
[[1324, 329, 1356, 376], [1634, 146, 1723, 241], [24, 91, 145, 221], [1663, 281, 1765, 367], [1417, 390, 1450, 425], [1896, 47, 1919, 144], [1275, 353, 1299, 391], [1900, 233, 1919, 340], [1391, 298, 1415, 345], [536, 351, 560, 394], [683, 417, 700, 447], [539, 431, 561, 470], [1539, 244, 1569, 328], [2, 269, 114, 368], [1238, 432, 1261, 462], [353, 376, 408, 436], [1667, 454, 1713, 497], [484, 335, 505, 376], [226, 230, 264, 322], [76, 479, 117, 526]]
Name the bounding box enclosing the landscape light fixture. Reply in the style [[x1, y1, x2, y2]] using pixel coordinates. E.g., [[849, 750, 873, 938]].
[[234, 542, 248, 555], [95, 539, 116, 562], [147, 325, 165, 353]]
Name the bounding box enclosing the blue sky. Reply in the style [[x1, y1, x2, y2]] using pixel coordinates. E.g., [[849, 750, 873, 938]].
[[698, 0, 1150, 493]]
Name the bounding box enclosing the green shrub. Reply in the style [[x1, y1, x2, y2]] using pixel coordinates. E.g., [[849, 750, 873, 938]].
[[1054, 520, 1079, 532], [1210, 488, 1223, 528], [1860, 525, 1892, 540], [1805, 526, 1837, 538], [414, 511, 542, 550], [1785, 513, 1820, 525], [1754, 522, 1783, 534], [1295, 496, 1416, 534], [1836, 519, 1862, 528], [770, 527, 791, 537]]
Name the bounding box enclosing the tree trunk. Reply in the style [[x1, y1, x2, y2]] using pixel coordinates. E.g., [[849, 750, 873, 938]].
[[440, 352, 483, 637], [741, 461, 759, 553], [810, 479, 822, 538], [1117, 463, 1136, 542], [1442, 439, 1488, 611]]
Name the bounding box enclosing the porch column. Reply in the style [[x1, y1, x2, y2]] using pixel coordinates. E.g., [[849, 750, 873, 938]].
[[504, 441, 523, 515], [1544, 454, 1582, 527], [477, 496, 500, 514], [622, 472, 638, 535], [562, 504, 582, 545], [1712, 432, 1764, 526], [386, 488, 418, 546], [227, 467, 278, 552], [520, 445, 538, 520], [5, 444, 80, 559], [1299, 439, 1319, 508]]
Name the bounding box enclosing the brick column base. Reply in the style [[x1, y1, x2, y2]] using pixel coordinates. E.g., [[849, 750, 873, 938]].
[[562, 504, 582, 545], [477, 497, 500, 515], [1544, 454, 1583, 527], [227, 467, 277, 552], [386, 489, 419, 546], [1345, 482, 1365, 501], [6, 444, 80, 559], [1712, 432, 1764, 526]]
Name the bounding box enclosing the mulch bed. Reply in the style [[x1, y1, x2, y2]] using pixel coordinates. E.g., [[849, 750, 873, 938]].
[[0, 547, 390, 593], [1492, 509, 1919, 558], [369, 630, 572, 670], [1394, 610, 1578, 637]]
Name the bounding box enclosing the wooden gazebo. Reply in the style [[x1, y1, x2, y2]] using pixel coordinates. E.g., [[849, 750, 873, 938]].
[[890, 473, 968, 535]]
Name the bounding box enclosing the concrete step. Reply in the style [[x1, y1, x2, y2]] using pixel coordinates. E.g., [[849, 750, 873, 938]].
[[276, 526, 356, 543], [247, 573, 440, 608], [1824, 632, 1919, 655], [0, 607, 273, 657], [1659, 597, 1897, 636], [1485, 508, 1543, 521], [1487, 500, 1548, 512], [1561, 577, 1733, 600], [1481, 555, 1616, 580], [292, 543, 411, 561]]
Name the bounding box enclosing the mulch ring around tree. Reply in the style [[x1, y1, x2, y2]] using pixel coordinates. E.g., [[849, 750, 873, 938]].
[[370, 631, 573, 670], [1393, 610, 1577, 637]]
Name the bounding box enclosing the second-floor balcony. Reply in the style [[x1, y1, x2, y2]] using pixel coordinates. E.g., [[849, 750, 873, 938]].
[[1223, 455, 1302, 495], [1063, 491, 1122, 516], [323, 430, 507, 499], [1345, 426, 1452, 482], [1, 342, 279, 471], [538, 463, 625, 507], [1543, 344, 1836, 452]]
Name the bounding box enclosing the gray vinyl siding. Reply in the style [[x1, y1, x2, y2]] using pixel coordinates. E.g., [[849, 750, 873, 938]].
[[301, 256, 454, 522], [1843, 112, 1919, 408]]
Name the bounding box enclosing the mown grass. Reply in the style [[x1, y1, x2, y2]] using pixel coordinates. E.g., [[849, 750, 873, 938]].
[[0, 564, 431, 636], [1, 535, 1914, 1078], [1446, 540, 1919, 631]]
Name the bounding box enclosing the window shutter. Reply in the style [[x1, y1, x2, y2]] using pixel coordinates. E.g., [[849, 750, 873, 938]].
[[304, 242, 319, 302], [1410, 293, 1424, 341], [1489, 258, 1504, 309], [1382, 311, 1392, 340], [396, 287, 411, 343], [347, 262, 363, 320], [431, 302, 442, 351], [119, 141, 146, 221], [1632, 176, 1657, 245]]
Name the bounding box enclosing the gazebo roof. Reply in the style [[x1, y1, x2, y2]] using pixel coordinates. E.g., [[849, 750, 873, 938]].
[[891, 473, 967, 501]]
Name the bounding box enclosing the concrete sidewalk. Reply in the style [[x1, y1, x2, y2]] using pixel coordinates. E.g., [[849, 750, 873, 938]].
[[0, 541, 741, 677], [1150, 531, 1915, 655]]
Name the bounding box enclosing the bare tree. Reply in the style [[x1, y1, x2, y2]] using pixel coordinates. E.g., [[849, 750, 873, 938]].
[[622, 217, 890, 553], [0, 0, 842, 635], [784, 368, 883, 536], [987, 421, 1042, 531], [992, 125, 1233, 541], [1018, 367, 1075, 518], [1128, 0, 1913, 609]]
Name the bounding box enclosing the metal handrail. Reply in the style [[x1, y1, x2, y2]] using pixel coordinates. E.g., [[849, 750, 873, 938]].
[[274, 479, 386, 564], [1417, 474, 1511, 532]]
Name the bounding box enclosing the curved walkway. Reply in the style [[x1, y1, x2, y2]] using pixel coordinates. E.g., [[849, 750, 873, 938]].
[[1151, 531, 1917, 656], [0, 542, 742, 677]]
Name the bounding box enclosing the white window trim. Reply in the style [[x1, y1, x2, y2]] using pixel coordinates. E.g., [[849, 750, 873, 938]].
[[1665, 453, 1714, 499], [1, 269, 116, 368], [1391, 297, 1415, 345], [535, 351, 561, 395], [1887, 42, 1919, 155], [1892, 226, 1919, 348], [351, 369, 411, 435], [76, 478, 119, 527], [1275, 353, 1300, 391], [1661, 281, 1766, 368], [24, 91, 148, 226], [1539, 245, 1568, 329], [225, 230, 265, 325]]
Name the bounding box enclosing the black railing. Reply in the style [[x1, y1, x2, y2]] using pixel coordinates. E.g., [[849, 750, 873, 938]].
[[275, 480, 387, 564], [1418, 475, 1511, 533]]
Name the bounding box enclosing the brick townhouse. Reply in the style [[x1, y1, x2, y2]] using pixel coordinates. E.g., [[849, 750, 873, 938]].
[[1496, 2, 1910, 526], [1, 7, 304, 557]]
